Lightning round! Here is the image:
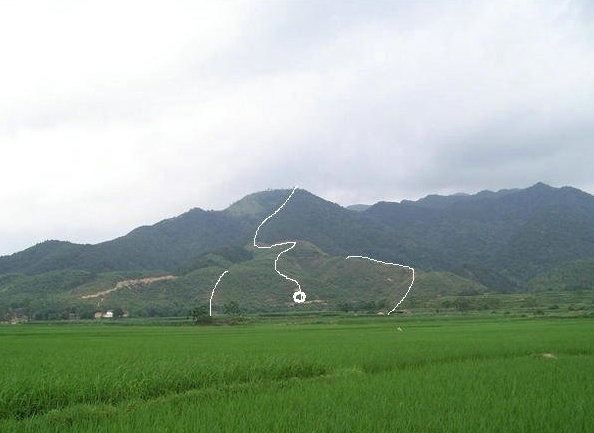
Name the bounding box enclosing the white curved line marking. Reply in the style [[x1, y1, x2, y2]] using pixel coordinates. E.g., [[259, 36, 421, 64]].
[[253, 186, 303, 294], [346, 255, 415, 315], [209, 187, 302, 316], [209, 270, 229, 317], [208, 188, 416, 316]]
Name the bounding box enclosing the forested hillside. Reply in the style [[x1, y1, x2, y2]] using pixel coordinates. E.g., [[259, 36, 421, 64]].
[[1, 182, 593, 319]]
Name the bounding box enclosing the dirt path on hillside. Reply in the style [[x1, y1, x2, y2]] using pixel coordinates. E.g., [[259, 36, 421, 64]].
[[80, 275, 176, 299]]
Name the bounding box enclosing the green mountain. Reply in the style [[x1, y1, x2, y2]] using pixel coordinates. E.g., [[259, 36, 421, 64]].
[[527, 257, 594, 292], [0, 241, 482, 320], [1, 182, 594, 319], [0, 208, 249, 275], [363, 183, 594, 289]]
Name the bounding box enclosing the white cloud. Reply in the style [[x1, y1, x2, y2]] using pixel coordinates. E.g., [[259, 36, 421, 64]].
[[1, 0, 593, 255]]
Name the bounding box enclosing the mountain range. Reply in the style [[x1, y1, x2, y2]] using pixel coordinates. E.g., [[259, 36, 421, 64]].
[[1, 182, 593, 319]]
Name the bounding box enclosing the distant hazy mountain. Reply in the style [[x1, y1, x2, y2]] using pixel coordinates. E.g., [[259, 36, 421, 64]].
[[346, 204, 371, 212], [1, 182, 594, 318]]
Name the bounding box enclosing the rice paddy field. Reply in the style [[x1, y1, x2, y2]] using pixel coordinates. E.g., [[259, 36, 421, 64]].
[[0, 316, 593, 433]]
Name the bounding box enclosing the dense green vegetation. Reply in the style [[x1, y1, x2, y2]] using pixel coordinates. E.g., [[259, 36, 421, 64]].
[[0, 210, 249, 275], [0, 317, 592, 432], [365, 183, 594, 288], [2, 182, 594, 284], [1, 245, 593, 321], [528, 257, 594, 292], [1, 183, 594, 319]]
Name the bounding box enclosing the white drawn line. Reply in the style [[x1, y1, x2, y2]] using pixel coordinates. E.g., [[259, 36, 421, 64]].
[[345, 255, 415, 315], [209, 270, 229, 317], [254, 186, 306, 302], [209, 189, 415, 316], [209, 187, 304, 316]]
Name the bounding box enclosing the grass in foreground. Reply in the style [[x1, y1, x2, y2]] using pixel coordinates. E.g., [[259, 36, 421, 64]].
[[0, 317, 593, 432]]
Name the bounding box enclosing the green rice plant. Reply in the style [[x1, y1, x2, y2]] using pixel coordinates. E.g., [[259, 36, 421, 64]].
[[0, 317, 592, 432]]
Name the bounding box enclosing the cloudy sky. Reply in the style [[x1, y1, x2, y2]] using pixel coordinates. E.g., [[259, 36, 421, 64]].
[[1, 0, 593, 256]]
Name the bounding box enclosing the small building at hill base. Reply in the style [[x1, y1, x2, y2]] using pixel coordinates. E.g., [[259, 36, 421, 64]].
[[94, 310, 114, 319]]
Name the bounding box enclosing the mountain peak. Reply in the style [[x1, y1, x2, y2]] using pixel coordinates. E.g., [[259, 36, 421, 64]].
[[224, 189, 296, 219], [224, 188, 330, 220], [527, 182, 554, 191]]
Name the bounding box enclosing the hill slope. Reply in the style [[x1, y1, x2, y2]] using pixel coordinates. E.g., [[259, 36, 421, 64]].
[[363, 183, 594, 289], [0, 209, 249, 275], [1, 182, 594, 319], [1, 241, 486, 319]]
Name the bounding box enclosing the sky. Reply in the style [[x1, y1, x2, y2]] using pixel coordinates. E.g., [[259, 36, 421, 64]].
[[1, 0, 593, 256]]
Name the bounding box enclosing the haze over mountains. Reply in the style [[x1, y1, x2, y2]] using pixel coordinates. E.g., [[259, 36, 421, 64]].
[[1, 182, 594, 318]]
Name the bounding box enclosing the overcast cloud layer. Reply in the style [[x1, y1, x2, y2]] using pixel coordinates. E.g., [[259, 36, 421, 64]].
[[1, 0, 593, 256]]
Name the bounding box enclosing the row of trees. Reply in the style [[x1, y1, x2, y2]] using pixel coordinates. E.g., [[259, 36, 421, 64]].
[[189, 301, 241, 324], [336, 300, 389, 313]]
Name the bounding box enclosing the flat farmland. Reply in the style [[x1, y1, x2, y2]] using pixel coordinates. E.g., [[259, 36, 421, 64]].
[[0, 317, 593, 432]]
